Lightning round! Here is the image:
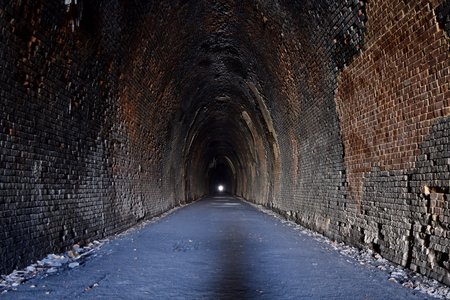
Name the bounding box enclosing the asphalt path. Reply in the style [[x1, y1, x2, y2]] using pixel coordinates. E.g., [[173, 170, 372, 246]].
[[3, 196, 432, 299]]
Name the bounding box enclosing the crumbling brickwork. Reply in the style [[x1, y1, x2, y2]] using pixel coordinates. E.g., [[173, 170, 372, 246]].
[[0, 0, 449, 287], [0, 0, 182, 274], [335, 0, 450, 283]]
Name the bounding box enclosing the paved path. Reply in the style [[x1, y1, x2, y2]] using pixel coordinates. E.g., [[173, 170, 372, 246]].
[[4, 196, 431, 299]]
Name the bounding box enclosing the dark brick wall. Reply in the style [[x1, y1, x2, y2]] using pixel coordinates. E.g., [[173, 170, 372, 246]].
[[0, 0, 182, 274], [211, 0, 450, 286], [436, 0, 450, 36], [0, 0, 449, 287], [236, 0, 368, 238], [333, 0, 450, 284]]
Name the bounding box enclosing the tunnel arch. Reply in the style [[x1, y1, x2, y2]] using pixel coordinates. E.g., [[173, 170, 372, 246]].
[[207, 156, 236, 195], [2, 0, 449, 287], [179, 97, 271, 202]]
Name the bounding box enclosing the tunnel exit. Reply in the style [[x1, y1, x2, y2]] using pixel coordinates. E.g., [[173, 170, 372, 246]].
[[208, 158, 235, 195]]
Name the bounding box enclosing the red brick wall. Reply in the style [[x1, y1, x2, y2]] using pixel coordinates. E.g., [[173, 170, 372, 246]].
[[1, 0, 449, 287], [336, 0, 449, 210], [335, 0, 450, 283]]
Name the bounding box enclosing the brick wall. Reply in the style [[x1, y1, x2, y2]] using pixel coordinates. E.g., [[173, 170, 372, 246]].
[[201, 0, 449, 286], [0, 0, 183, 275], [334, 0, 450, 283], [251, 0, 449, 286], [0, 0, 449, 286]]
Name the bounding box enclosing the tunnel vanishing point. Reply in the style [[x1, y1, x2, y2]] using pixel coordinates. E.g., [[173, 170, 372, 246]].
[[0, 0, 450, 287]]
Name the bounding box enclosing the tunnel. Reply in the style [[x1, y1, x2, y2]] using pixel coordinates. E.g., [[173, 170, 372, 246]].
[[207, 158, 234, 195], [0, 0, 450, 290]]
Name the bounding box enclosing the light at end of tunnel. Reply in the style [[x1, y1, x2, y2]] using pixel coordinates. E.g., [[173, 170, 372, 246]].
[[217, 185, 224, 192]]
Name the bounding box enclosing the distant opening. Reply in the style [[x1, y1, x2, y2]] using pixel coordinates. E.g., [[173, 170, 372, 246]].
[[208, 160, 234, 195]]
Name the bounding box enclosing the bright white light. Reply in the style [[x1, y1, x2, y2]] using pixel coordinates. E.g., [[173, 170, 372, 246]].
[[217, 185, 224, 192]]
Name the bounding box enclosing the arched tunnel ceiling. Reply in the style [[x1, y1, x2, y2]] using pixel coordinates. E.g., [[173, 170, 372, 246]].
[[145, 1, 305, 201], [83, 0, 326, 203], [1, 0, 449, 286], [120, 0, 369, 203]]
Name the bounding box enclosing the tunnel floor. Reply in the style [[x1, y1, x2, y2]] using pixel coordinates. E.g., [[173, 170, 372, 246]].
[[4, 197, 432, 299]]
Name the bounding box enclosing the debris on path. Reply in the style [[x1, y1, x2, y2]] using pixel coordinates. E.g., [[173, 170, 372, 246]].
[[0, 203, 186, 295], [250, 202, 450, 299], [0, 241, 104, 294]]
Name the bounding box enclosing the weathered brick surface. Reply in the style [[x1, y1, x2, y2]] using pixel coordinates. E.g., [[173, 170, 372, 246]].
[[336, 0, 449, 209], [436, 0, 450, 36], [0, 0, 449, 287], [240, 0, 368, 241], [334, 0, 450, 284], [0, 1, 182, 274]]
